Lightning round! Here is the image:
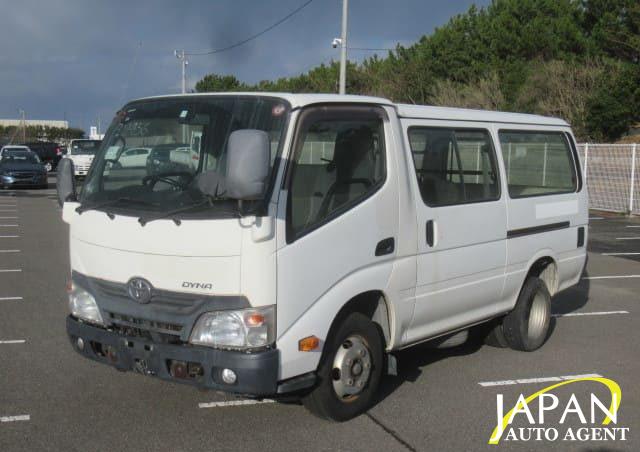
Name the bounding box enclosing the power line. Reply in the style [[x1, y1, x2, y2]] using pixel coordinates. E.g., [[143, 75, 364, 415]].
[[348, 47, 396, 52], [185, 0, 316, 56]]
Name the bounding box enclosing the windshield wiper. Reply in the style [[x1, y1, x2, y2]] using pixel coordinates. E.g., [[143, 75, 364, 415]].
[[76, 197, 159, 216], [138, 199, 214, 226]]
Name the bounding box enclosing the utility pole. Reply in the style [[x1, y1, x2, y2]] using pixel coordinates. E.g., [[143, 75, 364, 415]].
[[19, 109, 26, 143], [174, 50, 188, 94], [339, 0, 349, 95]]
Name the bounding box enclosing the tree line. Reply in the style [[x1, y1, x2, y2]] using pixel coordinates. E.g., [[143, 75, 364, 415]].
[[195, 0, 639, 142], [0, 125, 85, 144]]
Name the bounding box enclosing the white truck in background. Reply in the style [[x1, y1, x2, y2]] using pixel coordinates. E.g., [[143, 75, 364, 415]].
[[66, 139, 102, 177]]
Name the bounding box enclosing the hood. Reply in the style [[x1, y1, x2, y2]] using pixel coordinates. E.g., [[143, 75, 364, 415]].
[[0, 162, 46, 172], [69, 211, 243, 295]]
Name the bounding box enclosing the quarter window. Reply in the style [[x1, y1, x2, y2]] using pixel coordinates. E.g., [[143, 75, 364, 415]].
[[499, 131, 577, 198], [288, 109, 386, 240], [408, 128, 500, 206]]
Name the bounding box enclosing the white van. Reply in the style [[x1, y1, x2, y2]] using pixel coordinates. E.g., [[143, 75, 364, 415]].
[[57, 93, 587, 421]]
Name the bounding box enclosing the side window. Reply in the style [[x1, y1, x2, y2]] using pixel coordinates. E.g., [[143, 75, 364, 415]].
[[288, 109, 386, 240], [499, 131, 577, 198], [408, 127, 499, 206]]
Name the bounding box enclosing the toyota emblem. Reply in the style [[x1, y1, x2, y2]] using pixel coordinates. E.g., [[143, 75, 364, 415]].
[[127, 277, 153, 304]]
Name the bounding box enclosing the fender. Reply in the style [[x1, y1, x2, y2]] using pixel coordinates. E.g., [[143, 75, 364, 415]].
[[277, 261, 394, 380]]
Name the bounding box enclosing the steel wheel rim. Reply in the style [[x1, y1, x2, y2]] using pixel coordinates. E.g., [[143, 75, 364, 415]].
[[331, 335, 372, 400], [528, 292, 548, 341]]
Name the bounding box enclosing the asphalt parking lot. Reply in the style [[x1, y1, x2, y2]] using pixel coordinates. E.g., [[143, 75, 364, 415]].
[[0, 180, 638, 452]]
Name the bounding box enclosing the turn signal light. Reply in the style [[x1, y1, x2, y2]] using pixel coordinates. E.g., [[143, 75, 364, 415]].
[[245, 313, 265, 327], [298, 336, 320, 352]]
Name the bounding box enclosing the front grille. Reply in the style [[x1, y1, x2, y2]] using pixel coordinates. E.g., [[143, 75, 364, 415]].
[[11, 172, 38, 180], [107, 312, 184, 343], [93, 279, 200, 309]]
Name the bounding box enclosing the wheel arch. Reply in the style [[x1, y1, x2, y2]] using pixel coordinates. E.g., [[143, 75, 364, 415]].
[[324, 290, 392, 350], [526, 255, 559, 296]]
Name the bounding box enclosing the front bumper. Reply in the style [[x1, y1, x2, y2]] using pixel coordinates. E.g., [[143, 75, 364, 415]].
[[1, 175, 47, 187], [67, 315, 279, 396]]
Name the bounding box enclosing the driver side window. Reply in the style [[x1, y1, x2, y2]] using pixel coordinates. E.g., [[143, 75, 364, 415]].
[[288, 109, 386, 241]]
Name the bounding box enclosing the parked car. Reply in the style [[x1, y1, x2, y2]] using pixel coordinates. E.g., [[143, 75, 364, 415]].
[[118, 147, 151, 167], [0, 145, 31, 157], [66, 139, 102, 177], [0, 148, 48, 189], [57, 93, 587, 422], [20, 141, 64, 172]]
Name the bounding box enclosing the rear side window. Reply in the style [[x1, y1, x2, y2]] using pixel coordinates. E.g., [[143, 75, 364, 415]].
[[499, 131, 577, 198], [287, 108, 386, 241], [408, 127, 500, 206]]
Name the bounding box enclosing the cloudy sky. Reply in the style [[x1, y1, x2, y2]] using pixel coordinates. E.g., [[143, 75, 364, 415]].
[[0, 0, 489, 132]]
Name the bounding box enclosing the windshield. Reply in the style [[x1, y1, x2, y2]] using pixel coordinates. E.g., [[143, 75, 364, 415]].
[[1, 151, 41, 164], [71, 140, 101, 155], [81, 96, 289, 217]]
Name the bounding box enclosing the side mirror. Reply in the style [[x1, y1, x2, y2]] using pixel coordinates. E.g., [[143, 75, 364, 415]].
[[225, 130, 270, 201], [56, 158, 77, 207]]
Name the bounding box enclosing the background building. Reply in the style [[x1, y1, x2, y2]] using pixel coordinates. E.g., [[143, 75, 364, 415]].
[[0, 119, 69, 128]]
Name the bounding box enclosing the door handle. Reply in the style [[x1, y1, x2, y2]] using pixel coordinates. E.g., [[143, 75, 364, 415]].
[[426, 220, 435, 247], [375, 237, 395, 256]]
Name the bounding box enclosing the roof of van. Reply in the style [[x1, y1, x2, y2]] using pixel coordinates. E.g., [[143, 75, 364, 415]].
[[133, 92, 569, 127]]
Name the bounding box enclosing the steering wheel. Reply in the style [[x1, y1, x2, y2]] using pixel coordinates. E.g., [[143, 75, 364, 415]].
[[142, 171, 194, 190], [316, 178, 373, 221]]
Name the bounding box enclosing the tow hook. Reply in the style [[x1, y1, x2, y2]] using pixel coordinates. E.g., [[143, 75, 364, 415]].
[[134, 359, 154, 376]]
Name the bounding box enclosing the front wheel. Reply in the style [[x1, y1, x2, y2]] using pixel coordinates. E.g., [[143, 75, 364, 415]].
[[302, 312, 384, 421]]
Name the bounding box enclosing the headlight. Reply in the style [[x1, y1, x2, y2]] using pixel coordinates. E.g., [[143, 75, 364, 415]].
[[68, 282, 104, 325], [190, 306, 275, 350]]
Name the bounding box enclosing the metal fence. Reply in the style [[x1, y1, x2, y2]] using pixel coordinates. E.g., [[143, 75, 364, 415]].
[[577, 143, 639, 215]]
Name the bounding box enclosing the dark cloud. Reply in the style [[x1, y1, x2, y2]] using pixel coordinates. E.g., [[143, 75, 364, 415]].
[[0, 0, 489, 132]]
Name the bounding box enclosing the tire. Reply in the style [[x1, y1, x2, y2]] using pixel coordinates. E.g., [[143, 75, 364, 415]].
[[302, 312, 384, 421], [501, 277, 551, 351], [484, 319, 509, 348]]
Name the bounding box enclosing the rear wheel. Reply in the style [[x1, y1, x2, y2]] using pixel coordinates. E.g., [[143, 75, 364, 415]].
[[501, 277, 552, 351], [302, 312, 384, 421]]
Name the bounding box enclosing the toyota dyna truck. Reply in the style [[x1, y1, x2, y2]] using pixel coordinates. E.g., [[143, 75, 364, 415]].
[[57, 93, 587, 421]]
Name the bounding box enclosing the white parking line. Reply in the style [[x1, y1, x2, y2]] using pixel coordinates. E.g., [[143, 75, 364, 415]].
[[589, 217, 604, 220], [553, 310, 629, 318], [616, 237, 640, 240], [0, 236, 19, 238], [0, 340, 26, 345], [0, 250, 19, 253], [479, 373, 602, 387], [0, 297, 23, 301], [198, 399, 275, 409], [583, 275, 640, 280], [626, 225, 640, 228], [0, 415, 30, 423], [602, 252, 640, 256], [0, 269, 21, 273], [0, 217, 18, 219], [0, 225, 18, 227]]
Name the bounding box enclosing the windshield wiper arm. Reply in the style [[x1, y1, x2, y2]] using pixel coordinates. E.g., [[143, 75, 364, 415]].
[[76, 197, 158, 215], [138, 199, 213, 226]]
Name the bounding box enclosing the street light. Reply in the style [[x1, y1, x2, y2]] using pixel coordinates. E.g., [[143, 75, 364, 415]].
[[174, 50, 189, 94], [332, 0, 349, 95]]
